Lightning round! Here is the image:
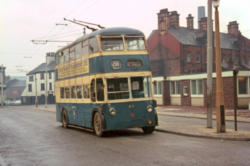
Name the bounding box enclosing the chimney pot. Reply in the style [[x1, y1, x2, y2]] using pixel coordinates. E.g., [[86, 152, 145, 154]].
[[186, 14, 194, 29]]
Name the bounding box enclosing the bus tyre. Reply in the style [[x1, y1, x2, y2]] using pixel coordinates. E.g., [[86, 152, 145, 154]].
[[142, 126, 155, 134], [93, 112, 104, 137], [62, 110, 69, 128]]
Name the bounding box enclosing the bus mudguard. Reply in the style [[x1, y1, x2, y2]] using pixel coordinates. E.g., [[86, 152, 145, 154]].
[[91, 107, 107, 130]]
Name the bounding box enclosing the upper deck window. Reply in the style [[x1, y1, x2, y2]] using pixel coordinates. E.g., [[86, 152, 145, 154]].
[[64, 49, 69, 62], [125, 36, 146, 50], [82, 40, 89, 56], [70, 47, 75, 60], [101, 36, 124, 51], [89, 37, 99, 53], [76, 43, 81, 58], [59, 52, 64, 64]]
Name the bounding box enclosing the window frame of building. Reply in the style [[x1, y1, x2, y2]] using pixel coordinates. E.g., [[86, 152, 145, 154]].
[[41, 83, 45, 91], [183, 86, 188, 96], [170, 81, 181, 96], [222, 54, 226, 63], [191, 79, 204, 97], [28, 84, 32, 92], [237, 77, 250, 97], [40, 73, 44, 80], [49, 82, 52, 90], [196, 52, 200, 63], [29, 76, 34, 82], [187, 52, 191, 62], [49, 72, 52, 79], [153, 81, 163, 96]]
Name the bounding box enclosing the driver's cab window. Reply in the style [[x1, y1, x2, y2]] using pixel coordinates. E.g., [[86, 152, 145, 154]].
[[90, 79, 96, 102], [96, 78, 104, 101]]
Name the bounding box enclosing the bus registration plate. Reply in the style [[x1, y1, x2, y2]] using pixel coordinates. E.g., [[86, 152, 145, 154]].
[[126, 124, 139, 128]]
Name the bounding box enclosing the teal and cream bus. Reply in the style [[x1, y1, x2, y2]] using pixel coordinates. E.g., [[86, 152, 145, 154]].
[[55, 27, 158, 136]]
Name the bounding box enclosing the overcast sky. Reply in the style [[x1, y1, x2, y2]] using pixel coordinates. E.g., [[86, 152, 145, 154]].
[[1, 0, 249, 76]]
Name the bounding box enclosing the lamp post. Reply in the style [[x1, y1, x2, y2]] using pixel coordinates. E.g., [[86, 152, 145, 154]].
[[206, 0, 213, 128], [213, 0, 226, 132]]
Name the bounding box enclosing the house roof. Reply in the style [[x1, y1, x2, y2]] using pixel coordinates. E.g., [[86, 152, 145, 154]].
[[7, 79, 26, 88], [27, 62, 55, 75], [149, 26, 240, 50]]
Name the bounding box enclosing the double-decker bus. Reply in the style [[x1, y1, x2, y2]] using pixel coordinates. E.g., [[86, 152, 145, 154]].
[[55, 27, 158, 136]]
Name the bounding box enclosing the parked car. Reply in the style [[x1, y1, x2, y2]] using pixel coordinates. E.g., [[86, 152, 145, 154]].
[[13, 100, 21, 106], [10, 101, 15, 106]]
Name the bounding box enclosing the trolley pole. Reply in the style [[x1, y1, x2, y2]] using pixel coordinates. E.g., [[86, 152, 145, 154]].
[[207, 0, 213, 128]]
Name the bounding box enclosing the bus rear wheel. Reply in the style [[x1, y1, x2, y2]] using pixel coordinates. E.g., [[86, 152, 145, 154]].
[[93, 112, 104, 137], [142, 126, 155, 134], [62, 110, 69, 128]]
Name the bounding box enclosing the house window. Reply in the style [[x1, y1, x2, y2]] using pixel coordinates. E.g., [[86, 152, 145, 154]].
[[236, 55, 239, 64], [170, 81, 180, 95], [222, 54, 226, 63], [40, 73, 44, 80], [183, 86, 188, 96], [243, 56, 246, 65], [28, 84, 32, 92], [154, 81, 162, 95], [187, 52, 191, 62], [41, 83, 45, 91], [191, 79, 203, 95], [238, 77, 249, 94], [228, 54, 232, 61], [188, 70, 195, 74], [49, 83, 52, 90], [49, 73, 52, 79], [196, 52, 200, 63], [29, 76, 33, 82]]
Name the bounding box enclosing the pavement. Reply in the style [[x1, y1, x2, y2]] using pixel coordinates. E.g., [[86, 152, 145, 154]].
[[29, 104, 250, 141]]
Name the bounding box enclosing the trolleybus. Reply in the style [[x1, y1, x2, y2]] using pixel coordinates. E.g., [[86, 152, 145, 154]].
[[55, 27, 158, 136]]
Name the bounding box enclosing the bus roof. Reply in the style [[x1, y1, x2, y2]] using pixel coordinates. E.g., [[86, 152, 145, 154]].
[[56, 27, 144, 53]]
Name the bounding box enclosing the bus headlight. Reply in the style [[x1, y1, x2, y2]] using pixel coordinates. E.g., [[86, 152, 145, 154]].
[[147, 105, 153, 112], [109, 108, 117, 116]]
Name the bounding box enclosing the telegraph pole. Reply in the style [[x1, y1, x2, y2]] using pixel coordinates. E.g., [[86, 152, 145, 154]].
[[1, 64, 3, 108], [35, 74, 38, 108], [45, 54, 47, 108], [214, 0, 226, 132]]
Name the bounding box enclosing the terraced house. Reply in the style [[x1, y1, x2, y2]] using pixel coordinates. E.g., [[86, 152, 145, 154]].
[[147, 8, 250, 109]]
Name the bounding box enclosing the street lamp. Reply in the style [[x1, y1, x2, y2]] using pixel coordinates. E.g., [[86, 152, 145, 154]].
[[213, 0, 226, 132]]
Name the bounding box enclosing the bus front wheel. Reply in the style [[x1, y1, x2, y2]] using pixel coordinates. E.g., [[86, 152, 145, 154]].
[[62, 110, 69, 128], [142, 126, 155, 134], [93, 112, 104, 137]]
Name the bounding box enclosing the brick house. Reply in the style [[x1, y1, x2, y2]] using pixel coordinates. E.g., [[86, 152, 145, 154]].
[[147, 9, 250, 109], [6, 79, 26, 101]]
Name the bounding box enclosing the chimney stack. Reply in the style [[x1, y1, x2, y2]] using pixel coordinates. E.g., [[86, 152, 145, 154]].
[[199, 17, 207, 31], [157, 9, 170, 35], [228, 21, 239, 37], [186, 14, 194, 29], [169, 11, 180, 29]]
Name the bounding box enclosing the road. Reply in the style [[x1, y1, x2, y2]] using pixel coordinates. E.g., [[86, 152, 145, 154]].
[[0, 106, 250, 166], [158, 115, 250, 131]]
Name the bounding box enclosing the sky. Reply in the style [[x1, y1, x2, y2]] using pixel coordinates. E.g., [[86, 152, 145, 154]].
[[1, 0, 249, 77]]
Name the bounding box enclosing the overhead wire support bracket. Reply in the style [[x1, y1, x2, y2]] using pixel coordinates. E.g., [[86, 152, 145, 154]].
[[64, 18, 98, 31], [73, 19, 105, 29], [31, 40, 74, 44]]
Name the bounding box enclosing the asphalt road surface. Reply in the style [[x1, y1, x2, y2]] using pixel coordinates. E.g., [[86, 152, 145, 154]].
[[0, 106, 250, 166], [158, 115, 250, 131]]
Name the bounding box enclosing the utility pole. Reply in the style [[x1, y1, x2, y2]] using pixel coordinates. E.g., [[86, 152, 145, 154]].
[[207, 0, 213, 128], [45, 54, 48, 108], [1, 64, 3, 108], [214, 0, 226, 132], [35, 74, 38, 108]]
